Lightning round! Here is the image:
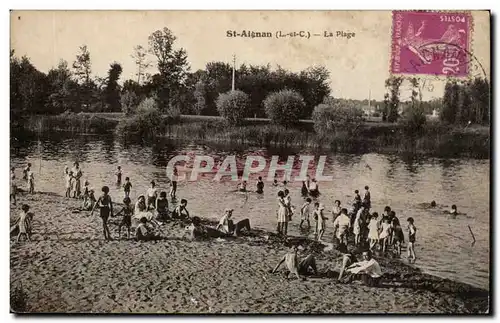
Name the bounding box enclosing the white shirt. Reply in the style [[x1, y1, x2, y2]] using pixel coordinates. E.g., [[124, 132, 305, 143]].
[[309, 181, 318, 190], [347, 258, 382, 278], [147, 187, 158, 198]]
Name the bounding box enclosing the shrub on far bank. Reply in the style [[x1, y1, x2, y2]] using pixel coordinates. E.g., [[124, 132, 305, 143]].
[[115, 97, 165, 139], [399, 104, 427, 137], [216, 90, 250, 126], [120, 90, 140, 115], [312, 100, 364, 137], [264, 89, 305, 127]]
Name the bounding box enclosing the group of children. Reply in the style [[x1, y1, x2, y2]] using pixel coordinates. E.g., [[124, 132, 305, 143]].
[[10, 163, 35, 205], [286, 185, 418, 263]]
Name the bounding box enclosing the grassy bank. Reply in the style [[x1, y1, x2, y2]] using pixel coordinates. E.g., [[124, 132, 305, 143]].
[[22, 113, 490, 158]]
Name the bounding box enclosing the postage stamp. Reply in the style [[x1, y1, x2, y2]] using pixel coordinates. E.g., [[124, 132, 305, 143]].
[[391, 11, 472, 77]]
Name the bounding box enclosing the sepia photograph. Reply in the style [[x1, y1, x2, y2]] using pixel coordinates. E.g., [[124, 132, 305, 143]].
[[9, 10, 491, 314]]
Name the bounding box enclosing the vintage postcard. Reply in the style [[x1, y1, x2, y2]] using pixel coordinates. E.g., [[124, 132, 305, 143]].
[[10, 10, 491, 314]]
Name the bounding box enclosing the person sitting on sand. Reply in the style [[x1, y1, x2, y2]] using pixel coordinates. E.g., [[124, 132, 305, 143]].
[[82, 189, 96, 211], [299, 198, 312, 229], [91, 186, 114, 241], [116, 197, 134, 239], [271, 244, 318, 280], [333, 208, 351, 245], [308, 178, 320, 198], [146, 181, 158, 210], [172, 199, 190, 220], [10, 167, 17, 206], [343, 250, 383, 286], [327, 243, 355, 281], [216, 208, 251, 236], [155, 191, 170, 222], [135, 217, 161, 242], [187, 216, 228, 240], [256, 176, 264, 194]]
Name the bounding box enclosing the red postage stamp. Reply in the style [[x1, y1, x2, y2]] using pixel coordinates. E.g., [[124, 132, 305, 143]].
[[391, 11, 472, 77]]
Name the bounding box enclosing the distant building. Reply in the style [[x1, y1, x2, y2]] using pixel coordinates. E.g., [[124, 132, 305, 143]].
[[361, 104, 376, 116]]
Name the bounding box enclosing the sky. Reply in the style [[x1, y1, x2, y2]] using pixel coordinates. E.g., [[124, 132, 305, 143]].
[[10, 10, 490, 101]]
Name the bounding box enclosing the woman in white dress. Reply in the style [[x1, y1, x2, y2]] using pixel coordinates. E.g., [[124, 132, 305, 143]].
[[276, 191, 288, 236], [367, 212, 380, 251]]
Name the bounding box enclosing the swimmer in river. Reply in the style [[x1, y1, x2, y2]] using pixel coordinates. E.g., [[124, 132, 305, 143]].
[[448, 204, 458, 218], [237, 180, 247, 192]]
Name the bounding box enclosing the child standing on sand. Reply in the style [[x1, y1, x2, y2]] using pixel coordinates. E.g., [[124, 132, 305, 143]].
[[23, 163, 31, 181], [169, 166, 178, 199], [146, 181, 158, 210], [27, 170, 35, 194], [379, 216, 392, 253], [123, 177, 132, 199], [284, 189, 293, 220], [367, 212, 380, 251], [65, 171, 73, 198], [301, 181, 308, 197], [276, 191, 288, 236], [353, 190, 362, 209], [16, 204, 33, 242], [299, 198, 312, 229], [10, 167, 17, 205], [115, 166, 122, 186], [353, 208, 362, 246], [116, 197, 133, 239], [391, 211, 404, 257], [407, 217, 417, 263], [91, 186, 114, 240], [314, 203, 327, 241], [363, 186, 371, 210], [256, 176, 264, 194]]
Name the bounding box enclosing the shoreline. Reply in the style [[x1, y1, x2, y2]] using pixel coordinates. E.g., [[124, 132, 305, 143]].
[[10, 191, 489, 314]]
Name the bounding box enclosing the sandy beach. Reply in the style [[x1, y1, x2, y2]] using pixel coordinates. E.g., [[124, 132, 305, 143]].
[[10, 191, 489, 314]]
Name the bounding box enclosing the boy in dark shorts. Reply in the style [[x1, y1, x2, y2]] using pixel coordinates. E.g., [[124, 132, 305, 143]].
[[123, 177, 132, 199], [155, 191, 170, 222], [407, 217, 417, 263], [91, 186, 114, 240], [116, 197, 133, 239]]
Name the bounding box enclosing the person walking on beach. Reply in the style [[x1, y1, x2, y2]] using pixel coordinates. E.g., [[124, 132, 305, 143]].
[[367, 212, 380, 251], [123, 177, 132, 199], [72, 162, 83, 198], [116, 197, 133, 239], [115, 165, 122, 186], [276, 191, 288, 236], [271, 244, 318, 280], [10, 167, 17, 206], [407, 217, 417, 263], [309, 178, 320, 198], [284, 189, 293, 221], [256, 176, 264, 194], [27, 169, 35, 194], [91, 186, 114, 240], [333, 208, 350, 245], [146, 181, 158, 210], [299, 198, 312, 229]]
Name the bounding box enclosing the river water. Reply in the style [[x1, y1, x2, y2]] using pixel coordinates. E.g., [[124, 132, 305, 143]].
[[10, 134, 490, 290]]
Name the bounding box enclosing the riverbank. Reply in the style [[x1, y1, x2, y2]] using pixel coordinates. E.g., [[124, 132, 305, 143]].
[[10, 191, 489, 314], [19, 113, 490, 159]]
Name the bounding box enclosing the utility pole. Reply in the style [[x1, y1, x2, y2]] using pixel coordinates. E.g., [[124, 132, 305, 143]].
[[232, 54, 236, 91]]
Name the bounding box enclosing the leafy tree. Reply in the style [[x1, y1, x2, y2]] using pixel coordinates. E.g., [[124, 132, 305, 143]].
[[148, 27, 190, 111], [193, 79, 207, 115], [72, 45, 94, 110], [104, 62, 123, 112], [132, 45, 151, 85], [46, 60, 79, 113], [264, 89, 305, 127], [385, 76, 403, 122], [216, 90, 250, 125]]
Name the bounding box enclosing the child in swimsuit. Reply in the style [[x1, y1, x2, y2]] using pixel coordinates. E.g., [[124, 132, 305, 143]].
[[256, 176, 264, 194], [299, 198, 312, 229], [116, 197, 133, 239], [91, 186, 114, 240], [155, 191, 169, 221], [123, 177, 132, 199], [407, 217, 417, 263]]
